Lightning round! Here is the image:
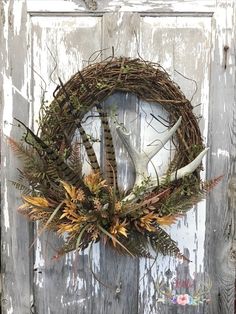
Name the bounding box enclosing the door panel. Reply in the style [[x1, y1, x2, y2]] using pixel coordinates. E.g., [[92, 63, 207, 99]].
[[138, 15, 212, 314], [31, 15, 103, 314]]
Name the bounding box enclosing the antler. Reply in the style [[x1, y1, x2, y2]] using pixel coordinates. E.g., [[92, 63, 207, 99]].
[[117, 117, 182, 186], [117, 116, 208, 202]]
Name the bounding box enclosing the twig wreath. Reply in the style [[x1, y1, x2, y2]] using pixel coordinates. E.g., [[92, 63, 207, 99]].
[[10, 57, 221, 260]]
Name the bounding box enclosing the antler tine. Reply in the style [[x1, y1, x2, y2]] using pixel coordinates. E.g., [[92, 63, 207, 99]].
[[123, 147, 209, 202], [116, 117, 182, 187], [156, 147, 209, 185]]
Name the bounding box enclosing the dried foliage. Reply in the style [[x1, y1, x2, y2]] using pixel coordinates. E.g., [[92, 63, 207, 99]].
[[10, 57, 220, 260]]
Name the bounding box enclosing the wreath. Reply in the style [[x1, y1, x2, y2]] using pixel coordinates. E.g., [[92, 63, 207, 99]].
[[10, 57, 220, 260]]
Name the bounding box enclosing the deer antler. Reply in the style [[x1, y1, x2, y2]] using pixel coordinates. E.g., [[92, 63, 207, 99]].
[[117, 117, 182, 186], [117, 116, 208, 202], [155, 147, 209, 185]]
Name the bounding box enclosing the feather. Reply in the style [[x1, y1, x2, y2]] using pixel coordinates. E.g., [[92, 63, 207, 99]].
[[74, 71, 117, 187], [77, 123, 100, 172], [57, 77, 100, 173], [97, 105, 118, 188], [14, 118, 90, 194], [9, 180, 32, 195], [118, 229, 152, 258], [148, 227, 189, 261], [68, 142, 82, 176]]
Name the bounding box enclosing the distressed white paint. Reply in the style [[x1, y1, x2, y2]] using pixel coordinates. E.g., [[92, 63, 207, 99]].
[[217, 148, 230, 158], [27, 1, 86, 12], [2, 75, 14, 233], [31, 16, 102, 127], [29, 13, 103, 313], [138, 15, 212, 308], [3, 178, 10, 231], [2, 76, 13, 136], [6, 299, 13, 314], [12, 1, 25, 35], [27, 0, 215, 13], [2, 1, 235, 313], [34, 238, 45, 288]]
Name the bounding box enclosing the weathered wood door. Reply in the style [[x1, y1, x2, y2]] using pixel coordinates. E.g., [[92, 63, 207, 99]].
[[1, 1, 235, 313]]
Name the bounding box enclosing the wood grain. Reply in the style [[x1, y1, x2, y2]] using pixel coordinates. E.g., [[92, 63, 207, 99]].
[[30, 15, 103, 314], [138, 15, 212, 314], [1, 1, 33, 313], [205, 1, 236, 313]]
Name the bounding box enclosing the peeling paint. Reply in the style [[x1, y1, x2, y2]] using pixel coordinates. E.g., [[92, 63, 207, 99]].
[[7, 298, 14, 314], [34, 237, 45, 289], [12, 1, 24, 35], [2, 75, 13, 136], [3, 177, 10, 230], [137, 12, 213, 310], [217, 148, 230, 158], [27, 0, 216, 13], [28, 1, 85, 12]]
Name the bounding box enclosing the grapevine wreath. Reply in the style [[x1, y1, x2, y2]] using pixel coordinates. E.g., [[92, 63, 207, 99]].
[[10, 57, 220, 260]]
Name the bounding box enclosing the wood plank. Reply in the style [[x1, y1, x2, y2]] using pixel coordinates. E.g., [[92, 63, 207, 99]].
[[0, 1, 33, 313], [30, 15, 103, 314], [94, 13, 141, 314], [138, 15, 212, 314], [205, 1, 236, 313], [93, 92, 140, 314]]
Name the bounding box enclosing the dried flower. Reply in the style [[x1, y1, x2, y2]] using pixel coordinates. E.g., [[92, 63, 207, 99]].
[[22, 195, 50, 208], [93, 198, 102, 211], [84, 172, 107, 194], [61, 181, 85, 202], [139, 212, 158, 232], [18, 195, 52, 220], [110, 219, 128, 246], [114, 201, 122, 213], [156, 214, 180, 226]]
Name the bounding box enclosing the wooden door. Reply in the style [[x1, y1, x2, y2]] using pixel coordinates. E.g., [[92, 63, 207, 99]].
[[1, 1, 235, 313]]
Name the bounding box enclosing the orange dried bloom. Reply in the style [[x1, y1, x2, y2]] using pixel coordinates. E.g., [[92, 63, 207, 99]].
[[110, 219, 128, 246], [61, 181, 85, 202], [22, 195, 50, 208], [18, 195, 52, 221], [114, 201, 122, 213], [140, 211, 159, 232], [57, 222, 81, 235], [156, 214, 180, 226], [84, 172, 107, 194]]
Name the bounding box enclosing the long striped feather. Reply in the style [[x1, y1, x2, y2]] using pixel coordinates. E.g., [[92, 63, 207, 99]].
[[148, 227, 189, 261], [75, 72, 118, 188], [57, 77, 100, 173], [97, 104, 118, 188]]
